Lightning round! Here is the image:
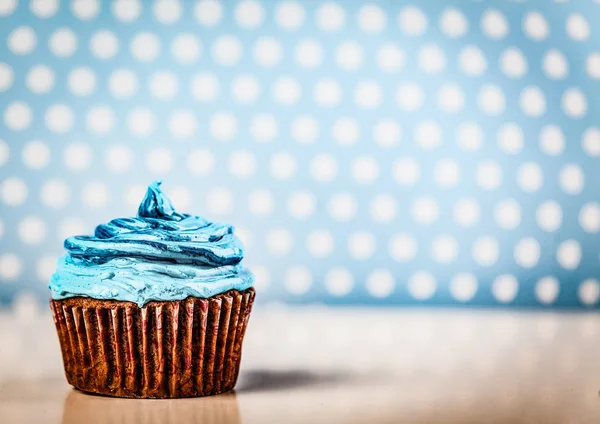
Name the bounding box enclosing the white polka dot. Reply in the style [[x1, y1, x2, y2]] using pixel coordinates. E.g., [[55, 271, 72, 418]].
[[494, 199, 521, 230], [456, 122, 483, 152], [0, 62, 13, 92], [253, 37, 282, 67], [4, 101, 32, 132], [284, 266, 312, 295], [472, 237, 499, 266], [453, 198, 480, 228], [41, 179, 70, 208], [231, 75, 260, 104], [354, 80, 382, 109], [191, 73, 219, 102], [171, 34, 201, 64], [478, 84, 505, 116], [37, 255, 58, 282], [67, 67, 96, 96], [313, 79, 342, 107], [458, 45, 487, 77], [310, 154, 337, 182], [580, 203, 600, 233], [153, 0, 181, 24], [0, 254, 22, 280], [306, 230, 334, 258], [392, 157, 420, 186], [249, 265, 270, 291], [376, 43, 405, 72], [17, 216, 46, 245], [104, 144, 133, 172], [316, 2, 345, 32], [369, 194, 397, 224], [325, 267, 354, 296], [557, 240, 581, 270], [335, 41, 363, 71], [539, 125, 565, 156], [450, 273, 478, 302], [206, 187, 233, 215], [586, 53, 600, 79], [112, 0, 141, 22], [287, 190, 316, 221], [499, 48, 527, 79], [130, 32, 160, 62], [559, 164, 584, 194], [0, 139, 8, 167], [250, 114, 277, 142], [523, 12, 549, 41], [514, 237, 540, 268], [146, 147, 173, 174], [127, 108, 155, 137], [209, 112, 237, 141], [108, 69, 137, 99], [431, 235, 458, 264], [45, 104, 73, 133], [26, 65, 55, 94], [366, 269, 395, 298], [536, 200, 562, 232], [86, 106, 115, 135], [168, 110, 196, 139], [124, 184, 146, 207], [1, 177, 27, 206], [63, 143, 91, 171], [48, 28, 77, 57], [149, 71, 178, 100], [437, 83, 464, 113], [562, 88, 587, 119], [291, 116, 319, 144], [348, 232, 376, 260], [496, 123, 523, 155], [90, 30, 118, 59], [187, 148, 214, 176], [266, 228, 293, 256], [327, 192, 357, 222], [536, 277, 559, 305], [372, 119, 401, 148], [411, 196, 439, 225], [398, 6, 427, 36], [543, 49, 568, 80], [294, 39, 323, 69], [357, 4, 386, 33], [58, 218, 86, 240], [228, 149, 256, 179], [248, 189, 274, 217], [194, 0, 222, 26], [0, 0, 17, 16], [272, 76, 301, 105], [234, 0, 264, 29], [407, 271, 436, 300], [275, 1, 305, 31], [418, 44, 446, 74], [433, 159, 460, 187], [475, 160, 502, 190], [566, 13, 590, 41], [83, 182, 109, 208], [22, 140, 50, 169], [414, 120, 442, 150], [517, 162, 543, 193], [396, 82, 424, 111], [481, 9, 509, 40], [492, 275, 518, 303], [8, 26, 37, 55], [579, 279, 600, 306], [269, 152, 296, 180], [439, 7, 468, 38], [332, 118, 359, 146], [71, 0, 99, 20]]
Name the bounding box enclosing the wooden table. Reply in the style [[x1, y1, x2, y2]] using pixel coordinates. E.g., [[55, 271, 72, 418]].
[[1, 306, 599, 423]]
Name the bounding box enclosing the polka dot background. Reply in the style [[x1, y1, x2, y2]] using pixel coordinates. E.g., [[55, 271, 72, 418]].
[[0, 0, 599, 309]]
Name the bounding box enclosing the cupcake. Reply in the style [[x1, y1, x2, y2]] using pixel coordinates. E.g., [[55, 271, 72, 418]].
[[49, 181, 255, 398]]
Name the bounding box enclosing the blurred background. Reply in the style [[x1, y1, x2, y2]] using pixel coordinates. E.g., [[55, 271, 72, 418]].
[[0, 0, 599, 311]]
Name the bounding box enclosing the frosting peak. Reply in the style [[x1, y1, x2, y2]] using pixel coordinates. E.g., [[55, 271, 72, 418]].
[[49, 181, 253, 306]]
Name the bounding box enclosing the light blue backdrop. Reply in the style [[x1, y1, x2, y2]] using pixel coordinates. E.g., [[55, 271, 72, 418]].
[[0, 0, 599, 308]]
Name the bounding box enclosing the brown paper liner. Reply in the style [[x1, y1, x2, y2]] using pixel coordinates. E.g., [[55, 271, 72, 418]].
[[50, 288, 255, 399]]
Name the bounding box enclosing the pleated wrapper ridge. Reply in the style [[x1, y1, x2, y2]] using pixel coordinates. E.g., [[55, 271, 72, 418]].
[[50, 288, 255, 398]]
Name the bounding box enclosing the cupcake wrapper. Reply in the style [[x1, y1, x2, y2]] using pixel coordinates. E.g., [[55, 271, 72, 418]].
[[50, 288, 255, 399]]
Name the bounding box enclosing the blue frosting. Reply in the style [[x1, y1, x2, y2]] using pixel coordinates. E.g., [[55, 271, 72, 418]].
[[49, 181, 253, 306]]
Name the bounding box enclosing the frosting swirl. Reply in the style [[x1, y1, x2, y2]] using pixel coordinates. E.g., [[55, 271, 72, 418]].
[[49, 181, 253, 306]]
